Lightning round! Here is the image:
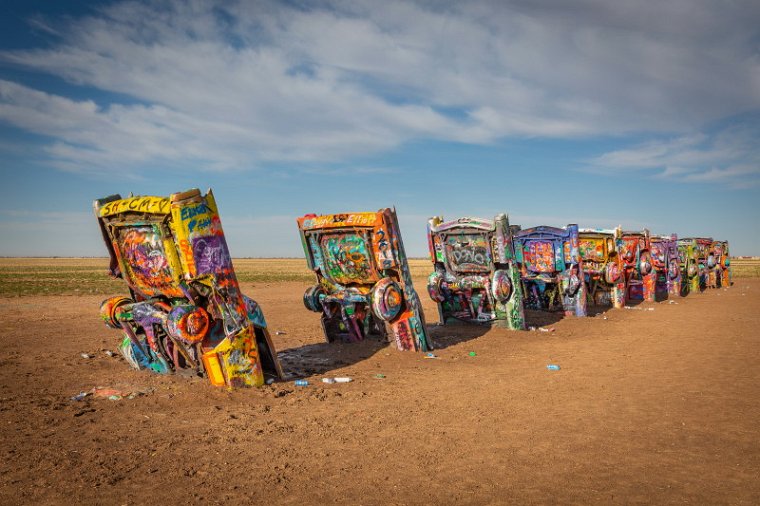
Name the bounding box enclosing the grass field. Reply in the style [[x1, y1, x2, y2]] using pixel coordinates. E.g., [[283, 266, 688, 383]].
[[0, 257, 756, 297]]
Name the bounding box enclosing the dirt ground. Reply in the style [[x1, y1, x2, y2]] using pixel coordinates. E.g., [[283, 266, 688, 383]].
[[1, 275, 759, 505]]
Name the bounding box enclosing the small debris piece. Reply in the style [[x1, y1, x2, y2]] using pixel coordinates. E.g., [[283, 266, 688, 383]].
[[80, 353, 92, 359], [104, 350, 115, 357], [333, 377, 352, 383], [468, 351, 477, 357], [275, 331, 287, 335], [424, 352, 439, 359], [374, 374, 386, 379], [71, 392, 90, 401], [322, 378, 336, 384], [546, 364, 561, 371]]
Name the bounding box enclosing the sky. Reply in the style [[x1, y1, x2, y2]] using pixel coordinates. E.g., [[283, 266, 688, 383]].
[[0, 0, 758, 257]]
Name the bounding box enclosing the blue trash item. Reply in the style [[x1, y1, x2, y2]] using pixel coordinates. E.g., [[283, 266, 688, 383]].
[[546, 364, 561, 371], [294, 379, 309, 386]]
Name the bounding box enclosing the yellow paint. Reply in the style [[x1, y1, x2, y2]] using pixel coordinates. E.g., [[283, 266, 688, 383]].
[[99, 196, 171, 217], [301, 212, 380, 229], [202, 350, 226, 387]]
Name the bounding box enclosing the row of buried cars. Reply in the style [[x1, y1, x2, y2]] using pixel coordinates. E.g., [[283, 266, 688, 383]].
[[94, 189, 732, 389]]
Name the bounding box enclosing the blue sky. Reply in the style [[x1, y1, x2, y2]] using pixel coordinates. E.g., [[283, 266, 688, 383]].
[[0, 0, 758, 257]]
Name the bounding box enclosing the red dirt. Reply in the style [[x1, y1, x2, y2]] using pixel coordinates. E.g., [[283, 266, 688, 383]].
[[1, 278, 759, 505]]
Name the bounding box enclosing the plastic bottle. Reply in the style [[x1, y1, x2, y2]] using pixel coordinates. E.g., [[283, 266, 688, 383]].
[[294, 379, 309, 386]]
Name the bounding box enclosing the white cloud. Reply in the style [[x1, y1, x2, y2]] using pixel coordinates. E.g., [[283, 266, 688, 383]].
[[589, 122, 760, 188], [0, 0, 758, 174]]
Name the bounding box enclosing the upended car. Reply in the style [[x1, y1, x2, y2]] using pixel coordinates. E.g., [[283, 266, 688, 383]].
[[297, 208, 430, 352], [94, 188, 283, 388], [426, 214, 526, 330]]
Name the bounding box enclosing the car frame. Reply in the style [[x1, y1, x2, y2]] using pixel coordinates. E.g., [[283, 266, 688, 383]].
[[619, 229, 656, 302], [94, 188, 283, 388], [677, 238, 701, 295], [426, 214, 526, 329], [578, 227, 626, 308], [297, 208, 430, 351], [650, 234, 682, 300], [512, 224, 587, 317]]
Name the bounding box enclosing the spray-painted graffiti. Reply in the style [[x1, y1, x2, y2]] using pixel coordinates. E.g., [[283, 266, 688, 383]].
[[513, 224, 586, 317], [427, 215, 525, 330], [94, 188, 282, 389], [650, 234, 681, 300], [297, 208, 430, 351], [620, 229, 655, 302], [578, 228, 625, 308], [321, 233, 375, 284]]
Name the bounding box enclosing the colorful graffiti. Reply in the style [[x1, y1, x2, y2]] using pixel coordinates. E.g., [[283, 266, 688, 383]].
[[578, 228, 625, 308], [513, 225, 586, 317], [426, 214, 525, 330], [297, 208, 430, 351], [650, 234, 682, 300], [620, 229, 656, 302], [94, 188, 283, 389]]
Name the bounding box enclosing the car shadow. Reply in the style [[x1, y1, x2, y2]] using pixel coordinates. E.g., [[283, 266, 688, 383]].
[[276, 338, 390, 380], [427, 320, 493, 350]]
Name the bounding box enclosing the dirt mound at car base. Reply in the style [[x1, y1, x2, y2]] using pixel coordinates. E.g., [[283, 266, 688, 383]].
[[1, 279, 759, 504]]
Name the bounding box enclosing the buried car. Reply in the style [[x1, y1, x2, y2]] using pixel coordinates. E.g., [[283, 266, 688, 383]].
[[297, 208, 430, 352], [578, 227, 626, 308], [677, 238, 701, 295], [512, 224, 587, 317], [650, 234, 682, 300], [426, 214, 525, 329], [713, 240, 732, 287], [619, 229, 656, 302], [94, 188, 283, 388], [680, 237, 715, 290]]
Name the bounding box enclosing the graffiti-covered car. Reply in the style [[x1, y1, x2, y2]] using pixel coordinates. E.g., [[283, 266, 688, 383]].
[[677, 238, 700, 294], [578, 228, 625, 308], [620, 229, 656, 302], [708, 240, 729, 289], [650, 234, 682, 300], [512, 224, 587, 317], [297, 209, 430, 352], [426, 214, 525, 329], [94, 188, 283, 388], [680, 237, 715, 290], [713, 240, 731, 287]]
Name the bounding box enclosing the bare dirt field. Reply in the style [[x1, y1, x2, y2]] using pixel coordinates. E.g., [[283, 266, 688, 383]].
[[1, 259, 759, 505]]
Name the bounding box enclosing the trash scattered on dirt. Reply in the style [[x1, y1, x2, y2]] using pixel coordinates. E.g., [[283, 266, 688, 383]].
[[646, 308, 655, 311], [603, 316, 608, 320], [468, 351, 477, 357], [104, 350, 115, 357], [668, 300, 678, 304], [80, 353, 92, 359], [546, 364, 561, 371], [624, 306, 640, 310], [275, 331, 287, 335], [424, 352, 440, 359], [322, 377, 352, 384], [374, 374, 386, 379], [294, 379, 309, 386], [71, 386, 153, 402], [538, 327, 555, 333], [265, 378, 275, 385]]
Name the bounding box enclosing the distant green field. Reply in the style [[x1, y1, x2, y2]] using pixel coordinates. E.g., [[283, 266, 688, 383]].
[[0, 257, 754, 297]]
